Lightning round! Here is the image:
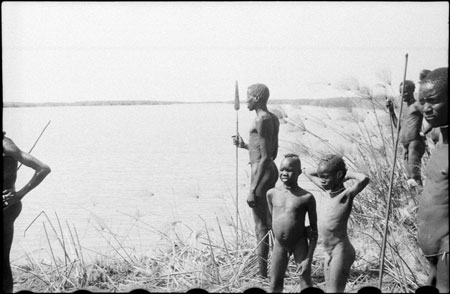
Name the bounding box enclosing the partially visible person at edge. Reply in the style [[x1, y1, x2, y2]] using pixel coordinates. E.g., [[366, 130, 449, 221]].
[[232, 83, 280, 278], [386, 80, 426, 189], [420, 69, 441, 146], [3, 131, 51, 293], [417, 67, 448, 293]]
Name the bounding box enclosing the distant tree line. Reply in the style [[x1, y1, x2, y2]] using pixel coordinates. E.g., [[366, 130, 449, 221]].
[[3, 97, 385, 110]]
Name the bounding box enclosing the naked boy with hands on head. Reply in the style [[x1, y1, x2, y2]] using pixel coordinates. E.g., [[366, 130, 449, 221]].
[[267, 154, 318, 292], [232, 83, 280, 278], [304, 155, 369, 293]]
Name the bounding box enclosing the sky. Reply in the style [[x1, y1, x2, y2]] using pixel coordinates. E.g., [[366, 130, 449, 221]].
[[2, 1, 449, 103]]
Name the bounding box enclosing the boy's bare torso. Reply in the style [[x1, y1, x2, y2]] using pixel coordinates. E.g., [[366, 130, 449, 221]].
[[270, 186, 312, 249], [319, 188, 353, 250]]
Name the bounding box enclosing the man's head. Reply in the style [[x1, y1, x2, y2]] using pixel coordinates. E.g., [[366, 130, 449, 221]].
[[399, 80, 415, 102], [279, 153, 301, 186], [419, 69, 431, 82], [419, 67, 448, 128], [317, 154, 347, 190], [246, 83, 270, 111]]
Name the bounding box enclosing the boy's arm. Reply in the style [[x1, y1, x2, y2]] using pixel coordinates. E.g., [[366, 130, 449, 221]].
[[305, 195, 318, 261], [303, 167, 325, 190], [344, 171, 370, 198]]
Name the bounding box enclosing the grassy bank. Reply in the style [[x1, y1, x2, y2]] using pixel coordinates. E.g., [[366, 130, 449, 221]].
[[12, 101, 431, 293]]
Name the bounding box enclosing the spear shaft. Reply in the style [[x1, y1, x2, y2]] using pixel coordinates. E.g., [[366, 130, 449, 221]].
[[17, 120, 52, 171], [378, 54, 408, 290], [234, 81, 240, 249]]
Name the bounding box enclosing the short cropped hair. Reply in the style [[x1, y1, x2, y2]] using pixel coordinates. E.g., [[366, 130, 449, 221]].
[[248, 83, 270, 104], [284, 153, 301, 170], [419, 69, 431, 81], [420, 67, 448, 101], [319, 154, 347, 177], [400, 80, 415, 92]]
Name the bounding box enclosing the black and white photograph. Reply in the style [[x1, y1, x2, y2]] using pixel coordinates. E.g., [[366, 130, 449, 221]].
[[2, 2, 448, 293]]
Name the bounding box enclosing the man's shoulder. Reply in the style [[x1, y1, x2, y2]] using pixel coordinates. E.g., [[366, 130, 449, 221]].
[[3, 137, 19, 153]]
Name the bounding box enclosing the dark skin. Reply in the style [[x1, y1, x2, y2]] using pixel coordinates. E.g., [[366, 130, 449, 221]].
[[304, 165, 369, 293], [388, 82, 425, 187], [232, 85, 279, 278], [267, 157, 317, 292], [417, 73, 448, 293], [3, 135, 51, 293]]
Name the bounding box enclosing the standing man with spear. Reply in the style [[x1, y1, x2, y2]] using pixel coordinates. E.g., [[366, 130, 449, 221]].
[[232, 83, 280, 278], [3, 128, 51, 293], [386, 79, 426, 189]]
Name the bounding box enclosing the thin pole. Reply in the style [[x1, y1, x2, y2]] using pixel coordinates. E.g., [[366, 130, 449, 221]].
[[378, 54, 408, 290], [234, 81, 240, 250], [17, 120, 52, 171]]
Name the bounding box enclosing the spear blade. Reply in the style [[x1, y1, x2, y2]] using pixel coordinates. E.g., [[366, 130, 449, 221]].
[[234, 81, 240, 110]]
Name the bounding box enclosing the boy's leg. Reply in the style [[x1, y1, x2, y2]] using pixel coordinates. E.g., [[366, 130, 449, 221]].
[[326, 241, 355, 293], [436, 236, 449, 293], [425, 256, 438, 287], [324, 253, 331, 290], [293, 238, 312, 290], [270, 240, 289, 293]]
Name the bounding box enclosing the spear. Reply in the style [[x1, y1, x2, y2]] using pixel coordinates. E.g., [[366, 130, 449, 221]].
[[378, 54, 408, 290], [17, 120, 52, 171], [234, 81, 240, 249]]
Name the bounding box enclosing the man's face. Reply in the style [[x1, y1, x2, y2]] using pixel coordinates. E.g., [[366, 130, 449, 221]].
[[400, 84, 414, 102], [419, 81, 448, 127], [246, 91, 258, 111], [279, 158, 300, 186]]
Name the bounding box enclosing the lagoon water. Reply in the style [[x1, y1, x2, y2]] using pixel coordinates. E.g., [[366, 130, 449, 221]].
[[4, 103, 307, 263]]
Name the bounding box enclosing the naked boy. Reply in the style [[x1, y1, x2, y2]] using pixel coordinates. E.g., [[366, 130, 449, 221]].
[[267, 154, 318, 292], [304, 155, 369, 293]]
